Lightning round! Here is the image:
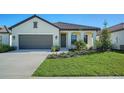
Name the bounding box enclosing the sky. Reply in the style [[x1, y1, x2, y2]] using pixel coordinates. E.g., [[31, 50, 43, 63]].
[[0, 14, 124, 28]]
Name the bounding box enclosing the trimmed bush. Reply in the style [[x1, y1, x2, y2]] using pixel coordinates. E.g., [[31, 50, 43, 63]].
[[51, 45, 60, 52], [73, 40, 86, 51], [95, 40, 102, 51], [47, 50, 97, 59], [47, 54, 58, 59], [0, 44, 15, 53]]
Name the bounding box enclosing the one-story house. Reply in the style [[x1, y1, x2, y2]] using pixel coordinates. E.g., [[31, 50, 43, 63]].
[[0, 26, 11, 45], [109, 23, 124, 50], [2, 15, 100, 50]]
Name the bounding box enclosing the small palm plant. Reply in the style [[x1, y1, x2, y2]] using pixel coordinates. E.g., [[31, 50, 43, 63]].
[[73, 40, 87, 51]]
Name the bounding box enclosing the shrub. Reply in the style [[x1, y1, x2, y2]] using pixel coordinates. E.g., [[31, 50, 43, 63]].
[[47, 53, 58, 59], [73, 40, 86, 51], [51, 45, 60, 52], [69, 48, 77, 52], [0, 44, 15, 53], [51, 46, 56, 52], [58, 52, 71, 58], [95, 40, 102, 50]]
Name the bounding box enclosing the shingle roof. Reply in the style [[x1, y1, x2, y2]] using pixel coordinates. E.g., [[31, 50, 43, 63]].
[[8, 15, 100, 31], [109, 23, 124, 32], [53, 22, 100, 31], [0, 26, 10, 33]]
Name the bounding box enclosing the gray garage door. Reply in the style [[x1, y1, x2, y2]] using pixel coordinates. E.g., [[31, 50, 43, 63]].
[[19, 35, 53, 49]]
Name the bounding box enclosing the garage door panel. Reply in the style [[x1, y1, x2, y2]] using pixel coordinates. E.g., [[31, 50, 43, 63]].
[[19, 35, 53, 49]]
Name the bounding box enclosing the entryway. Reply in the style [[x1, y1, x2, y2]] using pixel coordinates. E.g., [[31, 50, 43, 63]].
[[61, 33, 66, 48]]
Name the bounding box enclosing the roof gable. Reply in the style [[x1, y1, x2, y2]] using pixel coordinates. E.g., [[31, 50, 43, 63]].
[[9, 15, 101, 31], [9, 15, 60, 30]]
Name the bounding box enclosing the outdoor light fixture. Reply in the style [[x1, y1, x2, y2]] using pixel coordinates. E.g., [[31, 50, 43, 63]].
[[55, 35, 58, 39], [12, 36, 15, 40]]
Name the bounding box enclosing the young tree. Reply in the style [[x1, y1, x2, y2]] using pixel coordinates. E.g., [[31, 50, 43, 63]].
[[99, 21, 111, 51]]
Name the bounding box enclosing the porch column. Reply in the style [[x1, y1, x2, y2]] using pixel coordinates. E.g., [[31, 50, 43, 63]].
[[67, 32, 72, 49], [9, 34, 12, 46], [81, 32, 84, 41], [93, 31, 97, 49]]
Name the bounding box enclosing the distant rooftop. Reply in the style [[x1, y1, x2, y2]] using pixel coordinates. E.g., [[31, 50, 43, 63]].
[[109, 23, 124, 32], [0, 26, 10, 33]]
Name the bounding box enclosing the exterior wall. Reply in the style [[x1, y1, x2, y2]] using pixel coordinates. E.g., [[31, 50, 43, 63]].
[[96, 35, 99, 41], [11, 17, 60, 49], [60, 30, 97, 49], [0, 33, 10, 45], [111, 30, 124, 50]]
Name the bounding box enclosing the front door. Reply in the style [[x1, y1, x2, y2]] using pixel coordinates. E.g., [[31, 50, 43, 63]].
[[61, 34, 66, 47]]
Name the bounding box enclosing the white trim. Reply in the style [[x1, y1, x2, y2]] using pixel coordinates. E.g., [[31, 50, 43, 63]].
[[10, 34, 12, 46]]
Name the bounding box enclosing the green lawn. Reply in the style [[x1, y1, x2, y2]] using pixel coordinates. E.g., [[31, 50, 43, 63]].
[[33, 51, 124, 76]]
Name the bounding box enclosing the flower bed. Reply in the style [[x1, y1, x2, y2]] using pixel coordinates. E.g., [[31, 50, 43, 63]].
[[47, 50, 96, 59]]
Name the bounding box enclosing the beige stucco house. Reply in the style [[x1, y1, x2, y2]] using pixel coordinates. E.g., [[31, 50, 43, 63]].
[[5, 15, 100, 50], [109, 23, 124, 50]]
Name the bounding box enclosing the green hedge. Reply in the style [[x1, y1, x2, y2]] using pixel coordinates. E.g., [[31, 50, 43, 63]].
[[47, 50, 97, 59], [0, 44, 15, 53]]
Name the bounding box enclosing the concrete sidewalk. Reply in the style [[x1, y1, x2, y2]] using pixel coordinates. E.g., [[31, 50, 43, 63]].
[[31, 76, 124, 79]]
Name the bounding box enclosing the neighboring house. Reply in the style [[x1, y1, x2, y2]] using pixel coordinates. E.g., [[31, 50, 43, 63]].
[[8, 15, 100, 49], [109, 23, 124, 50], [0, 26, 11, 45]]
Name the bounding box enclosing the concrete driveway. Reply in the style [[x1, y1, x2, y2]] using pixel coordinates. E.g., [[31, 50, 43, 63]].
[[0, 50, 50, 79]]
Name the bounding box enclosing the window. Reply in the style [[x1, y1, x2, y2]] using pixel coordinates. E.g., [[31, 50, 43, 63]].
[[71, 34, 77, 44], [84, 35, 88, 44], [0, 36, 2, 44], [33, 22, 38, 28]]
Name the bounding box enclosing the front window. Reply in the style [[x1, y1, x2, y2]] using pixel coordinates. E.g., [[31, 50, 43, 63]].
[[71, 34, 77, 44], [84, 35, 88, 44], [33, 22, 38, 28], [0, 36, 2, 44]]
